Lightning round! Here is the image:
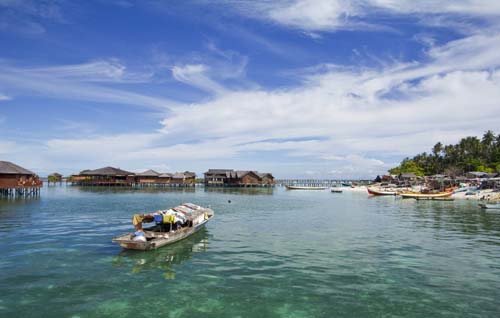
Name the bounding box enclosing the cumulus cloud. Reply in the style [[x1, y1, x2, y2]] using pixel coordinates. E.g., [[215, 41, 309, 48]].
[[3, 1, 500, 178], [14, 28, 495, 177]]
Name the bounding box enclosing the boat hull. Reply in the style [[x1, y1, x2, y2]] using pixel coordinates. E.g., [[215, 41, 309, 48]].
[[112, 214, 214, 251], [367, 188, 397, 196], [400, 192, 452, 199]]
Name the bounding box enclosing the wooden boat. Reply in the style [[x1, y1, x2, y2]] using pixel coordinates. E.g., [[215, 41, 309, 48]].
[[415, 197, 454, 201], [479, 202, 500, 209], [400, 192, 452, 199], [285, 185, 327, 190], [331, 188, 343, 193], [112, 203, 214, 251], [367, 187, 397, 196]]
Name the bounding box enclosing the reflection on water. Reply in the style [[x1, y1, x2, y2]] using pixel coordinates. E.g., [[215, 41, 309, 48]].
[[73, 186, 196, 194], [399, 199, 500, 239], [204, 187, 274, 195], [112, 228, 209, 278]]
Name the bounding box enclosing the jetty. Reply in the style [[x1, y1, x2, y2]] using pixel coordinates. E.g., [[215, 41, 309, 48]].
[[0, 161, 42, 197]]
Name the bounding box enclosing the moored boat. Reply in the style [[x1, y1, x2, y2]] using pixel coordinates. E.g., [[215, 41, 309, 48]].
[[367, 187, 397, 196], [112, 203, 214, 251], [400, 192, 452, 199], [415, 197, 454, 201], [286, 185, 327, 190], [331, 188, 343, 193]]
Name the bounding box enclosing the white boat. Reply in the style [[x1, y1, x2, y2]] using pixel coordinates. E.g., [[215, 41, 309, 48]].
[[479, 202, 500, 209], [112, 203, 214, 251], [285, 185, 327, 190], [367, 187, 397, 196]]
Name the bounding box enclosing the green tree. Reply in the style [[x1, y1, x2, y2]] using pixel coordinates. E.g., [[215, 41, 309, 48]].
[[388, 131, 499, 176]]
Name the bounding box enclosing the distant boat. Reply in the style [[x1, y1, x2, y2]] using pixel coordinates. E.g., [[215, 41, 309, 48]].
[[285, 185, 327, 190], [331, 188, 343, 193], [112, 203, 214, 251], [400, 192, 452, 199], [479, 202, 500, 209], [367, 187, 397, 196]]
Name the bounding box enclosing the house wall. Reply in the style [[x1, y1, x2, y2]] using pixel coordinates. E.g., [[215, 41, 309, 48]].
[[0, 174, 41, 188], [0, 175, 19, 188]]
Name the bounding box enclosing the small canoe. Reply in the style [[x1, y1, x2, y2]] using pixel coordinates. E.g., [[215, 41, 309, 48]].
[[400, 192, 452, 199], [286, 185, 327, 190], [367, 188, 397, 196], [479, 202, 500, 209], [112, 203, 214, 251]]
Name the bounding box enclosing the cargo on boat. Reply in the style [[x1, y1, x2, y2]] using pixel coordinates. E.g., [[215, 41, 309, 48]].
[[112, 203, 214, 251]]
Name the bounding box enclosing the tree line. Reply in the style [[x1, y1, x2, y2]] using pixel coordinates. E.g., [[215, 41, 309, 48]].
[[389, 130, 500, 176]]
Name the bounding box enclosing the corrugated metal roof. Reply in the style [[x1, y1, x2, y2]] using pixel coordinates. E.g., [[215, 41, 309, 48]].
[[0, 161, 36, 175]]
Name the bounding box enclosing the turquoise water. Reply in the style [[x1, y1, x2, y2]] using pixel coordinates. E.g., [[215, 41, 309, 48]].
[[1, 186, 499, 318]]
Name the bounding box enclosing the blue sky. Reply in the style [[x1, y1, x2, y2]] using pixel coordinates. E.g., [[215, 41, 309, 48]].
[[1, 1, 500, 178]]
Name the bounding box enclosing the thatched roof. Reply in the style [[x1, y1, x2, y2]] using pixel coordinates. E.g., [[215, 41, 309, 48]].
[[183, 171, 196, 178], [49, 172, 63, 177], [258, 172, 274, 179], [0, 161, 36, 175], [172, 171, 196, 179], [158, 173, 173, 178], [136, 169, 160, 177], [79, 166, 133, 176]]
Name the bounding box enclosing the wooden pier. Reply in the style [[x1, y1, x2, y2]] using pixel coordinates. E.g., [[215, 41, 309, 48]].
[[0, 186, 41, 198], [277, 179, 372, 187]]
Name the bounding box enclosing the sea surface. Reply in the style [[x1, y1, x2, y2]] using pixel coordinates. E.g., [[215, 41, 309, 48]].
[[1, 185, 499, 318]]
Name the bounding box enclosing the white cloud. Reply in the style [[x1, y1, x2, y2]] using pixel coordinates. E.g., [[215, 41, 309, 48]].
[[0, 60, 176, 110], [24, 31, 500, 177], [267, 0, 356, 31], [0, 0, 65, 35], [224, 0, 500, 32], [31, 59, 152, 83], [172, 64, 227, 94], [0, 140, 18, 155], [0, 93, 11, 101]]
